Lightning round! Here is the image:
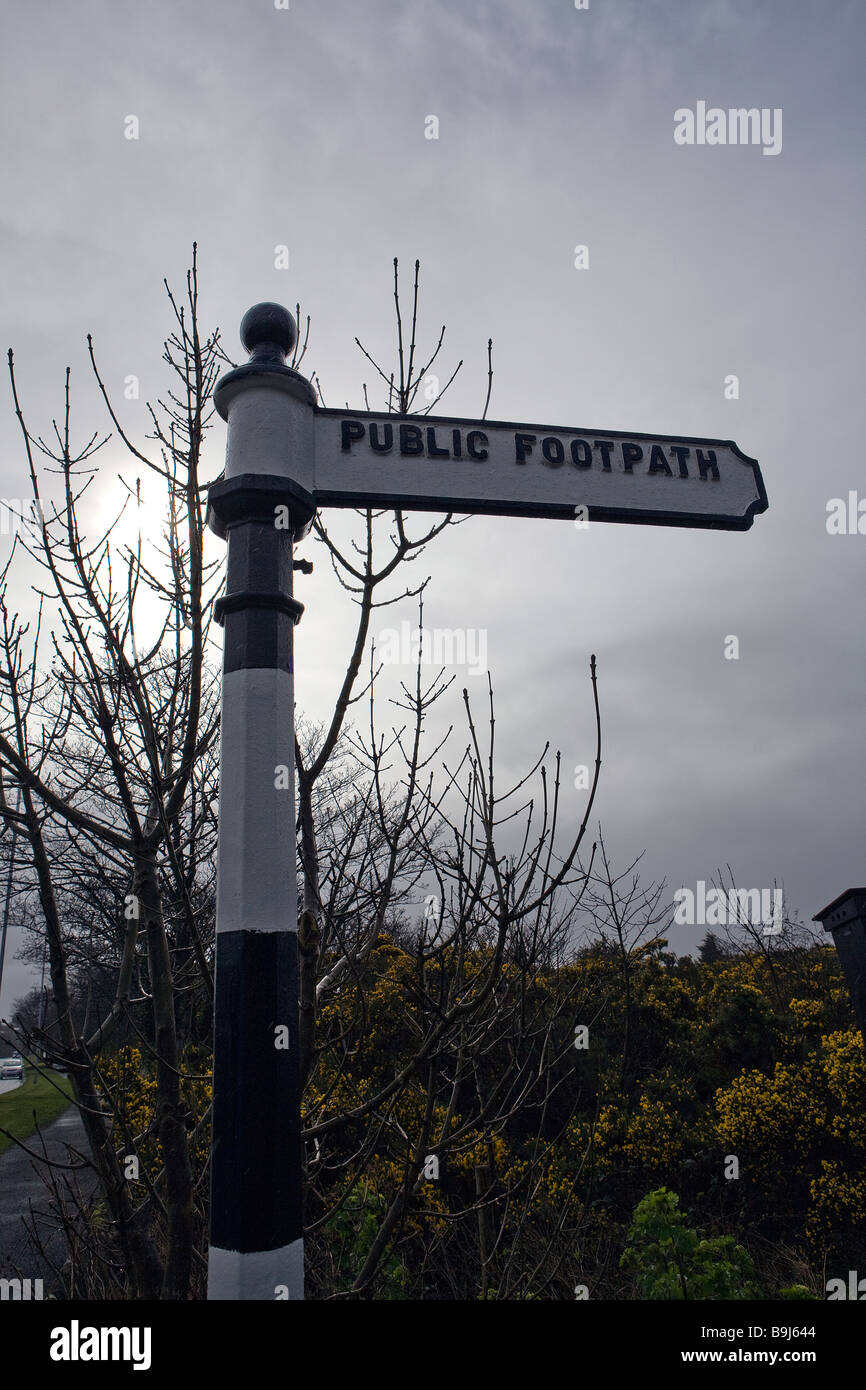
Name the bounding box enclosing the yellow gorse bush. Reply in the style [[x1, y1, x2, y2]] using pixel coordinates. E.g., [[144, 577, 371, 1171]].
[[97, 1044, 212, 1182]]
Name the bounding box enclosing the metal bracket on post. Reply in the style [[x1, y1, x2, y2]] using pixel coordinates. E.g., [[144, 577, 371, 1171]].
[[208, 473, 315, 630]]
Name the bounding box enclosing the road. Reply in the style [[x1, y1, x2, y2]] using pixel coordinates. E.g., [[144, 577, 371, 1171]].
[[0, 1097, 92, 1296], [0, 1078, 22, 1096]]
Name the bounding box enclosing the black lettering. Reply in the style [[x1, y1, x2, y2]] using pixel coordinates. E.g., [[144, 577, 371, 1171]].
[[670, 446, 690, 478], [541, 436, 565, 467], [400, 424, 424, 456], [594, 440, 615, 471], [426, 427, 450, 458], [452, 429, 463, 459], [341, 420, 365, 452], [648, 445, 672, 476], [696, 448, 720, 480], [514, 433, 536, 464], [467, 430, 488, 461], [621, 443, 644, 473], [570, 440, 592, 468], [369, 422, 393, 453]]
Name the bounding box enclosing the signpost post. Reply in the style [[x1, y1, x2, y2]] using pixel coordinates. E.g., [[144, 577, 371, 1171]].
[[205, 301, 768, 1300]]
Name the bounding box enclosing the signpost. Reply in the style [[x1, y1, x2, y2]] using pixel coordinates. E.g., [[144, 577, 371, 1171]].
[[205, 301, 768, 1301], [313, 411, 767, 529]]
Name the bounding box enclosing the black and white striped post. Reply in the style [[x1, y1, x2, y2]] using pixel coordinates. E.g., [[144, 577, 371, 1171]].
[[206, 303, 316, 1300]]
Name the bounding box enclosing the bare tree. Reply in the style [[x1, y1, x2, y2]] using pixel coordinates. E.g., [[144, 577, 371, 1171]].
[[577, 838, 671, 1096], [1, 252, 608, 1301], [709, 865, 822, 1006], [0, 246, 223, 1297]]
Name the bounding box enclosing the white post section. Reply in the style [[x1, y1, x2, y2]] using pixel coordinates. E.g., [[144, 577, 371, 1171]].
[[206, 304, 317, 1300]]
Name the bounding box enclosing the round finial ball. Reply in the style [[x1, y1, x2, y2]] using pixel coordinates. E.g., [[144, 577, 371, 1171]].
[[240, 302, 297, 358]]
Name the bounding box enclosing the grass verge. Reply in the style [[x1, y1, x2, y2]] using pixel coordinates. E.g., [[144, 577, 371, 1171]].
[[0, 1065, 74, 1157]]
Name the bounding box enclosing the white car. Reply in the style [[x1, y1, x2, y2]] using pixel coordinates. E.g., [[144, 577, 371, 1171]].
[[0, 1056, 24, 1079]]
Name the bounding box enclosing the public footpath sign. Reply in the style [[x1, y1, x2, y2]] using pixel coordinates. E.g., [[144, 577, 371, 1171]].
[[205, 302, 768, 1301], [316, 412, 767, 529]]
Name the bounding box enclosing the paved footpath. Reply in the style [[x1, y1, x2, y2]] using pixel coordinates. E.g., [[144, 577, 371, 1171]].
[[0, 1099, 92, 1296]]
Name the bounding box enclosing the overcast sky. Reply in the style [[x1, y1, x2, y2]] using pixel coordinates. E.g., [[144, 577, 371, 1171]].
[[1, 0, 864, 1014]]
